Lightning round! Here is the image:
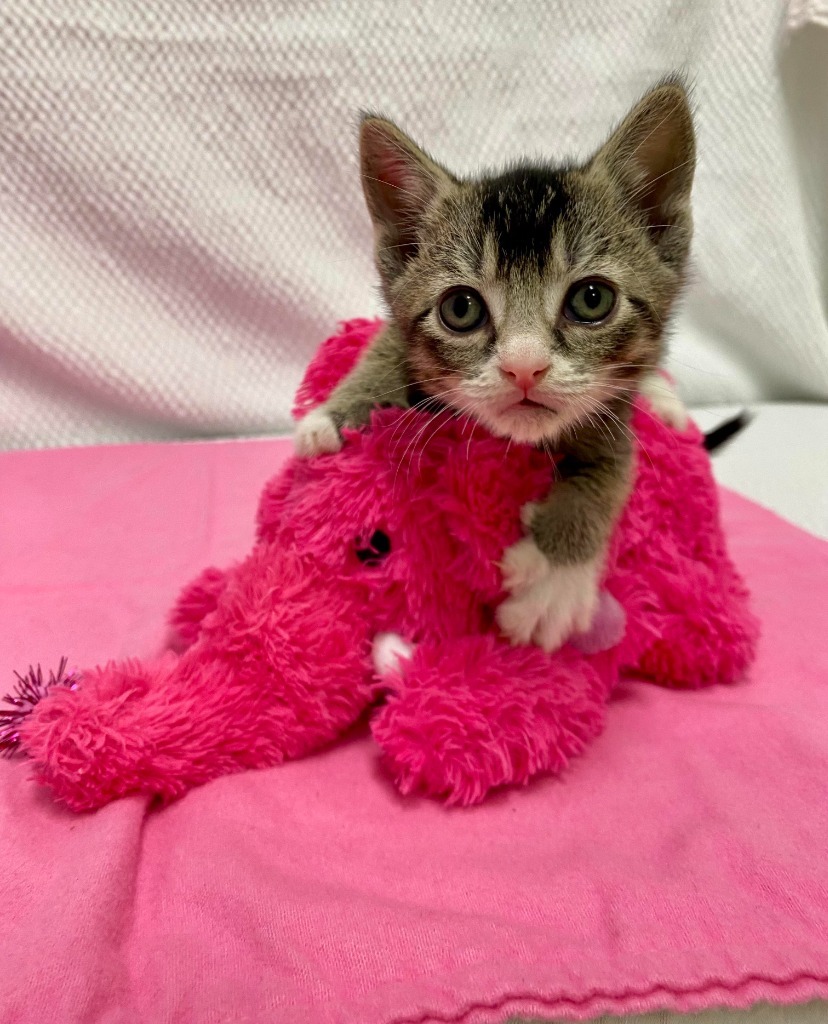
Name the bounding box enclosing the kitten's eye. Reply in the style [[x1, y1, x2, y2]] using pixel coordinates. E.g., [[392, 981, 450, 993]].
[[564, 280, 616, 324], [438, 288, 488, 333]]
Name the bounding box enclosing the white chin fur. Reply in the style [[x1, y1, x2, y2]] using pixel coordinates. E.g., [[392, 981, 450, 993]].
[[476, 403, 569, 446]]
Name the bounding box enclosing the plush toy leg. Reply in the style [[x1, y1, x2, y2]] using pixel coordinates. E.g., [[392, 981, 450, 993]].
[[22, 544, 374, 812], [616, 412, 760, 689], [371, 635, 611, 806], [168, 566, 229, 649], [634, 569, 758, 689]]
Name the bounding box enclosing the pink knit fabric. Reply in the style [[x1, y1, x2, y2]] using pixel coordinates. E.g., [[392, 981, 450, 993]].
[[13, 320, 755, 810], [1, 431, 828, 1024]]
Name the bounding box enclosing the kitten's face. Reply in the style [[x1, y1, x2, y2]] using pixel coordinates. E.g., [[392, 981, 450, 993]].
[[360, 80, 695, 444]]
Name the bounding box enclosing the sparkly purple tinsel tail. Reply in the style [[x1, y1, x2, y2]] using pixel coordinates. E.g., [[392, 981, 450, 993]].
[[0, 658, 79, 757]]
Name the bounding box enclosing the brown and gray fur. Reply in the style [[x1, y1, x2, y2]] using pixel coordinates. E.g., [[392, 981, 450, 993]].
[[297, 77, 695, 646]]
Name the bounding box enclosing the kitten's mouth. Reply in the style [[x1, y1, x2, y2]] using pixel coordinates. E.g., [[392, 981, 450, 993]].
[[512, 396, 557, 414]]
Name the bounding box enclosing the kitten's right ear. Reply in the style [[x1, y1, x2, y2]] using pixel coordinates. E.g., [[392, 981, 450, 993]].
[[359, 116, 455, 268]]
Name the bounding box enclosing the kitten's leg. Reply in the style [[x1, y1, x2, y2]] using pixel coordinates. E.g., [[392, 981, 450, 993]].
[[497, 413, 633, 653], [638, 370, 688, 430], [294, 324, 410, 457]]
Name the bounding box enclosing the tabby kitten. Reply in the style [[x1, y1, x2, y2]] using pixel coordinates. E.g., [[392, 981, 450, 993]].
[[295, 78, 695, 653]]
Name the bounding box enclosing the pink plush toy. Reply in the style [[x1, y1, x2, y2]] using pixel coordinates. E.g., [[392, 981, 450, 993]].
[[2, 320, 758, 811]]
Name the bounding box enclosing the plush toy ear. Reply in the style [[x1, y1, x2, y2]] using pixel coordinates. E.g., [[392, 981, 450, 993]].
[[359, 116, 456, 275], [590, 78, 696, 264]]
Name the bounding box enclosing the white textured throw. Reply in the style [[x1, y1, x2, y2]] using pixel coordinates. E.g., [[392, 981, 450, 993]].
[[0, 1, 826, 448], [788, 0, 828, 29]]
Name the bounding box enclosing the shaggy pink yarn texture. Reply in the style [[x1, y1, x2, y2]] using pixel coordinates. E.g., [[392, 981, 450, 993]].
[[15, 319, 756, 811]]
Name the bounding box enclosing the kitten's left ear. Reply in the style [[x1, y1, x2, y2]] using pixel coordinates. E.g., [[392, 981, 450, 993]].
[[591, 78, 696, 260]]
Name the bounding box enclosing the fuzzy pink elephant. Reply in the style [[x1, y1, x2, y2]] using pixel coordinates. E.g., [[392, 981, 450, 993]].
[[3, 320, 757, 811]]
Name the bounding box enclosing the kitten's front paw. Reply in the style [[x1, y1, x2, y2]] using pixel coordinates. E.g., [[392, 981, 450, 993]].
[[639, 372, 689, 431], [497, 539, 601, 653], [294, 409, 343, 458]]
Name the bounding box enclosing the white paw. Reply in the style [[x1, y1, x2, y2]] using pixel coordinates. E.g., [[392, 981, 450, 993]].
[[519, 501, 540, 530], [497, 539, 601, 653], [639, 372, 689, 431], [372, 632, 414, 677], [293, 409, 343, 458]]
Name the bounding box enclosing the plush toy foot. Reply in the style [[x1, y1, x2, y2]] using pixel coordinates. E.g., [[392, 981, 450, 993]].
[[637, 582, 758, 689], [22, 654, 187, 810], [371, 635, 609, 806], [22, 544, 375, 811], [168, 566, 228, 648]]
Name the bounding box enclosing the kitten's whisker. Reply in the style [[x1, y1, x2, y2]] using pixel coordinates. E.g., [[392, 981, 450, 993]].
[[387, 395, 445, 447], [597, 380, 651, 397], [463, 409, 476, 463], [369, 374, 456, 403], [591, 399, 660, 476], [580, 408, 613, 452], [611, 357, 728, 379], [391, 388, 474, 474], [600, 380, 675, 403], [387, 400, 446, 450], [588, 409, 618, 453], [604, 361, 656, 372], [408, 401, 476, 482], [598, 404, 638, 447], [570, 397, 618, 453], [597, 389, 682, 439], [375, 241, 451, 255], [392, 409, 441, 490], [573, 391, 634, 446], [387, 390, 466, 448], [376, 241, 461, 263], [540, 440, 563, 482], [328, 239, 460, 265], [414, 406, 467, 476]]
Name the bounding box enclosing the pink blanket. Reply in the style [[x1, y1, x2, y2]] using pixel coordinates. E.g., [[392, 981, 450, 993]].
[[2, 438, 828, 1024]]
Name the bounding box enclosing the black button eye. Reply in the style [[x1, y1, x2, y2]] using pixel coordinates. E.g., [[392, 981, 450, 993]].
[[355, 529, 391, 565]]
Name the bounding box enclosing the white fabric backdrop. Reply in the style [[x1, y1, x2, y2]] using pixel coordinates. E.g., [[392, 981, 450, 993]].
[[1, 0, 826, 450]]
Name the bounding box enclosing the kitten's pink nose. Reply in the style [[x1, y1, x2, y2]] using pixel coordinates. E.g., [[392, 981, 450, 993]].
[[499, 359, 551, 392]]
